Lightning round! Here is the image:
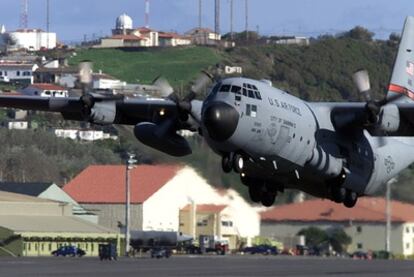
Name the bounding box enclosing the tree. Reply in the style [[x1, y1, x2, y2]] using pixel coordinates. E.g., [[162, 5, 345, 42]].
[[297, 227, 328, 248], [340, 26, 374, 41], [327, 228, 352, 253]]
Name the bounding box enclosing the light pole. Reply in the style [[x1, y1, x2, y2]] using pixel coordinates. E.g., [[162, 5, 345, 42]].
[[385, 178, 397, 253], [125, 153, 137, 256]]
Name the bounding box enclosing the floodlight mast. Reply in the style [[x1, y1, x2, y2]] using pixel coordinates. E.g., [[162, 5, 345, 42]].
[[125, 153, 137, 256]]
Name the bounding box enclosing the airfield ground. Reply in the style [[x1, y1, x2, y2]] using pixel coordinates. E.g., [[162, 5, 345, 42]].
[[0, 255, 413, 277]]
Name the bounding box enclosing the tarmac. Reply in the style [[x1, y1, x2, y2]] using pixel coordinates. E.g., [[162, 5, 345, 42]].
[[0, 255, 414, 277]]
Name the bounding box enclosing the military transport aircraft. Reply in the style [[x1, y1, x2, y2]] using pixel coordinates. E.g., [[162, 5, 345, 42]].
[[2, 17, 414, 208]]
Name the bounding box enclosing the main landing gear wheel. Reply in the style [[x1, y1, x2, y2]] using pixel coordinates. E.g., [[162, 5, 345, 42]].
[[233, 154, 244, 173], [261, 192, 276, 207], [343, 189, 358, 208], [221, 153, 233, 173], [248, 185, 262, 203], [331, 186, 346, 203]]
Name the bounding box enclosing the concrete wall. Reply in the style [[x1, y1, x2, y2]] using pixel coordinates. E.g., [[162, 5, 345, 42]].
[[82, 203, 142, 231]]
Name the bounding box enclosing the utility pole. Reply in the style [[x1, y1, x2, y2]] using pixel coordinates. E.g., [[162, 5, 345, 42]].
[[145, 0, 150, 28], [385, 178, 397, 253], [215, 0, 220, 39], [125, 153, 137, 256]]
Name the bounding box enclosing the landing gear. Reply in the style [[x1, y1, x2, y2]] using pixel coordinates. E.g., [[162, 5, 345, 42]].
[[221, 153, 233, 173], [233, 153, 244, 173], [243, 175, 277, 206], [343, 189, 358, 208], [331, 186, 346, 203]]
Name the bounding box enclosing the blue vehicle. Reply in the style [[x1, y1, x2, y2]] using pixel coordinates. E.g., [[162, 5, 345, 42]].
[[51, 245, 86, 257], [242, 245, 278, 255]]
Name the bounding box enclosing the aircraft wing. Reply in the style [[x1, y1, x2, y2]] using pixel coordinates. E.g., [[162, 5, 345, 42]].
[[0, 94, 180, 125], [311, 102, 414, 136]]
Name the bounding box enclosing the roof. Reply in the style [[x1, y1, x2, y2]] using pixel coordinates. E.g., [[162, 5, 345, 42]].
[[260, 197, 414, 223], [35, 66, 78, 74], [28, 83, 67, 91], [0, 63, 36, 69], [0, 182, 54, 197], [0, 190, 52, 203], [110, 34, 144, 41], [63, 165, 183, 204], [186, 27, 216, 35], [181, 204, 227, 213], [136, 27, 154, 33], [158, 32, 190, 39], [0, 215, 116, 233]]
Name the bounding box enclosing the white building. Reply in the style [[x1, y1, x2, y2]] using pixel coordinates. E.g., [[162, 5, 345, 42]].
[[1, 29, 57, 51], [0, 62, 38, 85], [158, 32, 192, 47], [260, 198, 414, 256], [7, 121, 28, 130], [185, 28, 221, 45], [54, 128, 118, 141], [21, 83, 68, 97], [64, 165, 260, 248]]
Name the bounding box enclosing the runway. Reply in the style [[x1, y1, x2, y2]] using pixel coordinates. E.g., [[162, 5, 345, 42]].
[[0, 255, 414, 277]]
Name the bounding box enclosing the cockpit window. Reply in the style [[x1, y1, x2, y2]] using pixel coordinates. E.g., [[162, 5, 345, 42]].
[[220, 84, 231, 92], [242, 83, 262, 100], [231, 86, 241, 94]]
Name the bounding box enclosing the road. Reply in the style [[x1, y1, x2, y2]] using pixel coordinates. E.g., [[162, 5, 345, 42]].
[[0, 255, 413, 277]]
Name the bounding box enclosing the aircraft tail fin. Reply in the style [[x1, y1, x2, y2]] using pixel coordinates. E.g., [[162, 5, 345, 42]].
[[388, 16, 414, 102]]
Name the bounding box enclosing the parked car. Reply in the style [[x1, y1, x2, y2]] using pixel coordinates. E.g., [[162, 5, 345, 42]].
[[51, 245, 86, 257], [351, 251, 372, 260], [243, 245, 278, 255]]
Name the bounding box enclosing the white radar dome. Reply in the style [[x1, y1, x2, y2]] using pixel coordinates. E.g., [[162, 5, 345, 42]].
[[116, 13, 133, 30]]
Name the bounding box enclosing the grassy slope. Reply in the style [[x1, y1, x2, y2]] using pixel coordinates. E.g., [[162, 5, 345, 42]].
[[69, 47, 222, 88]]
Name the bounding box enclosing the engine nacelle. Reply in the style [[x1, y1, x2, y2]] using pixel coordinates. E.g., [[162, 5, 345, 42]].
[[90, 101, 117, 124], [134, 122, 192, 157]]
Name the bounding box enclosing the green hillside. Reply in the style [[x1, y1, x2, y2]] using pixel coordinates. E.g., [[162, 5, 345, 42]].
[[69, 47, 222, 88]]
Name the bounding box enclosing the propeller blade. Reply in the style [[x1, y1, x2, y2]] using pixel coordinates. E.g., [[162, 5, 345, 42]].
[[353, 70, 372, 102], [79, 61, 93, 96], [191, 71, 214, 95], [152, 76, 174, 97]]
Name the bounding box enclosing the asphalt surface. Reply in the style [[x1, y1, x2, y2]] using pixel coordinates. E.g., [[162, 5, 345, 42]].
[[0, 255, 414, 277]]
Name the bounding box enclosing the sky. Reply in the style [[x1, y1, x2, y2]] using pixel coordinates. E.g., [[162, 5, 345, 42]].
[[0, 0, 414, 42]]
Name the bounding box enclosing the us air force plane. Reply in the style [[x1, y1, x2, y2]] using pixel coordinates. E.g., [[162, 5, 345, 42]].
[[2, 18, 414, 207]]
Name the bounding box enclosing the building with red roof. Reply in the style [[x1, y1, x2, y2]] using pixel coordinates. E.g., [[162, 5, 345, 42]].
[[63, 165, 260, 249], [260, 198, 414, 256]]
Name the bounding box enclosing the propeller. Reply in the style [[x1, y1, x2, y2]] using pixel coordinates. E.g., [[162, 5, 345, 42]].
[[152, 75, 174, 97], [352, 69, 402, 126]]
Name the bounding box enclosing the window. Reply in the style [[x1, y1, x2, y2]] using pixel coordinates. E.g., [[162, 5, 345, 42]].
[[254, 91, 262, 100], [16, 71, 20, 76], [406, 227, 410, 233], [248, 90, 255, 98], [406, 243, 411, 249], [0, 71, 2, 76], [246, 104, 257, 117], [356, 226, 362, 233], [231, 86, 241, 94], [197, 219, 208, 227], [4, 71, 7, 76], [48, 243, 52, 251], [251, 105, 257, 117], [91, 243, 94, 252], [221, 221, 233, 227], [220, 84, 231, 92], [242, 88, 247, 96], [357, 243, 363, 249], [28, 243, 31, 251], [23, 71, 31, 76]]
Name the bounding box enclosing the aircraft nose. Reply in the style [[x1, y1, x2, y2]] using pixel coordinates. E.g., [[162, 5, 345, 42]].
[[203, 102, 239, 141]]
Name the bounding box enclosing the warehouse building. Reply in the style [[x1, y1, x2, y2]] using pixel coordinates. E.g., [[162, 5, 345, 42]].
[[64, 165, 260, 249], [0, 191, 120, 257], [260, 198, 414, 256]]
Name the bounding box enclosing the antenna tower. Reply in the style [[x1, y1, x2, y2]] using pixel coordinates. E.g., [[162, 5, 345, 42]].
[[198, 0, 202, 28], [245, 0, 249, 40], [20, 0, 29, 29], [215, 0, 220, 35], [145, 0, 150, 28]]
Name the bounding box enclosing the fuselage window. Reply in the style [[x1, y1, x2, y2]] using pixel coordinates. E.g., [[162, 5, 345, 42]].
[[242, 88, 248, 96], [220, 84, 231, 92], [247, 84, 253, 89], [246, 104, 257, 117]]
